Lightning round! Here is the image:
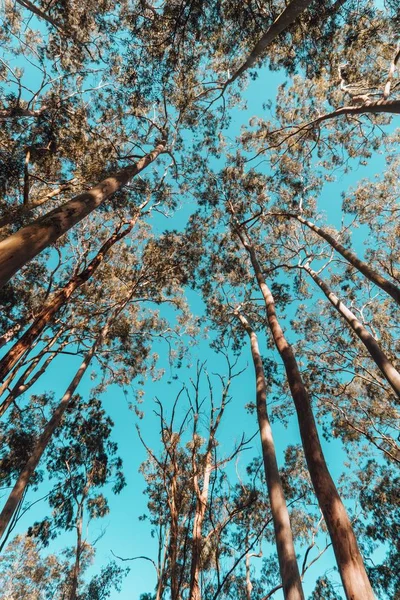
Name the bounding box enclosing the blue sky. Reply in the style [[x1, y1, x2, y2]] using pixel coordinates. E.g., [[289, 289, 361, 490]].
[[0, 13, 396, 600]]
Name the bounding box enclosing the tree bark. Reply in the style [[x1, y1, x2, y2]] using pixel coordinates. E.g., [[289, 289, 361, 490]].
[[69, 501, 84, 600], [189, 454, 212, 600], [284, 213, 400, 306], [226, 0, 313, 86], [0, 215, 140, 386], [0, 142, 165, 288], [236, 228, 375, 600], [0, 330, 66, 417], [0, 326, 105, 541], [303, 263, 400, 398], [236, 311, 305, 600]]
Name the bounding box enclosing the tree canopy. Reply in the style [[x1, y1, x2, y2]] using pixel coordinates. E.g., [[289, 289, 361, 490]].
[[0, 1, 399, 599]]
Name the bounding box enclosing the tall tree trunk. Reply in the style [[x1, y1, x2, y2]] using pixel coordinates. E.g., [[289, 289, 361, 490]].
[[189, 454, 212, 600], [226, 0, 313, 86], [168, 470, 180, 600], [236, 311, 305, 600], [0, 143, 165, 287], [69, 500, 84, 600], [236, 228, 375, 600], [302, 263, 400, 398], [245, 546, 252, 600], [0, 325, 107, 541], [0, 214, 141, 386], [284, 213, 400, 305]]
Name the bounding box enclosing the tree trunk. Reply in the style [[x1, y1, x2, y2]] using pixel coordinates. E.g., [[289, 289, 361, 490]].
[[245, 547, 252, 600], [169, 474, 180, 600], [285, 213, 400, 306], [69, 501, 84, 600], [303, 263, 400, 398], [237, 229, 375, 600], [227, 0, 313, 85], [0, 142, 165, 287], [236, 311, 305, 600], [189, 455, 212, 600], [0, 326, 106, 541], [0, 215, 140, 386]]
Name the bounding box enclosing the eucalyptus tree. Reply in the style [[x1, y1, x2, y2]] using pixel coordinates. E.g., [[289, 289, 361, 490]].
[[27, 395, 125, 600], [0, 533, 127, 600], [0, 219, 196, 539], [136, 361, 266, 600], [235, 310, 304, 600]]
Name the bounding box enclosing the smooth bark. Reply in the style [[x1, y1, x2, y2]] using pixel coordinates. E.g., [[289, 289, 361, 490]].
[[303, 263, 400, 398], [236, 311, 304, 600], [0, 215, 140, 386], [284, 213, 400, 305], [226, 0, 314, 86], [0, 142, 165, 287], [189, 401, 225, 600], [236, 228, 375, 600]]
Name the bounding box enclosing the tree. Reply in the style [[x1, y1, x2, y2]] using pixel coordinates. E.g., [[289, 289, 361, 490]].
[[235, 310, 304, 600]]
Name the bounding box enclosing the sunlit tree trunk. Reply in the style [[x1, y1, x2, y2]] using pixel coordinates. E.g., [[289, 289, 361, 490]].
[[168, 466, 180, 600], [0, 143, 165, 287], [0, 324, 107, 541], [236, 227, 375, 600], [303, 263, 400, 398], [285, 213, 400, 306], [236, 310, 305, 600], [0, 215, 141, 386], [189, 451, 212, 600]]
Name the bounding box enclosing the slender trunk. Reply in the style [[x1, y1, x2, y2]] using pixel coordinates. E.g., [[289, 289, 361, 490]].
[[310, 99, 400, 121], [0, 143, 165, 287], [0, 327, 106, 541], [0, 216, 140, 385], [227, 0, 313, 85], [237, 230, 375, 600], [236, 311, 304, 600], [189, 455, 212, 600], [303, 264, 400, 398], [245, 547, 252, 600], [169, 475, 179, 600], [69, 501, 84, 600], [285, 213, 400, 306]]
